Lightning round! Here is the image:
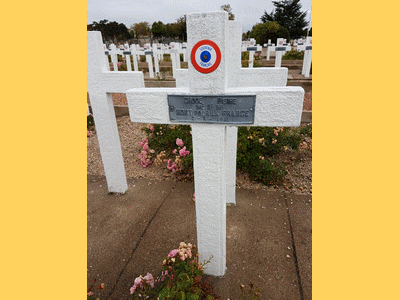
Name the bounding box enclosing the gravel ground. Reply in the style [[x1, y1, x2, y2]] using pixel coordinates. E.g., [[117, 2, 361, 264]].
[[87, 116, 312, 195]]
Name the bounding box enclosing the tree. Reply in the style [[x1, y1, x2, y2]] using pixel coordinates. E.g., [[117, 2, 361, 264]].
[[175, 16, 187, 41], [87, 19, 131, 41], [249, 21, 289, 45], [151, 21, 165, 39], [220, 4, 235, 20], [130, 22, 151, 37], [261, 0, 308, 39]]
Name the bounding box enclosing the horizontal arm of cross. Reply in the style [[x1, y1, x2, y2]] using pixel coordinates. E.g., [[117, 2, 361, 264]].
[[87, 71, 144, 94], [126, 86, 304, 127], [176, 68, 289, 88]]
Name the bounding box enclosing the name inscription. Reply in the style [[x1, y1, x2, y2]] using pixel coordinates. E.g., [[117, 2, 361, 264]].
[[168, 95, 256, 124]]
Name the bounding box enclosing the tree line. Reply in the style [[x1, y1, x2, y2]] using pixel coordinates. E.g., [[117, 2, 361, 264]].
[[87, 17, 187, 44], [87, 1, 311, 45]]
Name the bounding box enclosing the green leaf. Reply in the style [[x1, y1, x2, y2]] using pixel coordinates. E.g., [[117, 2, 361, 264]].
[[158, 288, 169, 300], [186, 293, 199, 300], [177, 291, 186, 300]]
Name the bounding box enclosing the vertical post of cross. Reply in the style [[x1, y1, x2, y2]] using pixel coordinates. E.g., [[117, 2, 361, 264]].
[[187, 11, 228, 276], [144, 43, 154, 78], [302, 37, 312, 77], [87, 31, 144, 193], [130, 44, 139, 71], [109, 44, 119, 71], [275, 38, 285, 68]]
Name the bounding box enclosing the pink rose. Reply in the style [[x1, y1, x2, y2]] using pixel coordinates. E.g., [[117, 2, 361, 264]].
[[150, 126, 154, 132], [172, 149, 177, 154], [185, 248, 192, 258], [176, 138, 184, 147], [143, 143, 148, 150], [143, 273, 154, 288], [179, 146, 186, 157], [168, 249, 179, 258]]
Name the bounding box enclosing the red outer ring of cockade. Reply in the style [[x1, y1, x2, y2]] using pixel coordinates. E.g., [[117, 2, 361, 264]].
[[190, 39, 221, 74]]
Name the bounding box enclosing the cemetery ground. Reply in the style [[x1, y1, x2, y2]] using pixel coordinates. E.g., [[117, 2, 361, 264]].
[[87, 100, 312, 299], [87, 44, 311, 298], [87, 85, 312, 195]]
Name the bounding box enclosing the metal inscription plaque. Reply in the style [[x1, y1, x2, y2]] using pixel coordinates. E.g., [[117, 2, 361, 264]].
[[104, 51, 109, 55], [168, 95, 256, 124], [305, 46, 312, 50], [246, 47, 257, 51], [298, 43, 303, 45], [144, 51, 153, 55], [275, 47, 286, 51], [123, 51, 131, 55]]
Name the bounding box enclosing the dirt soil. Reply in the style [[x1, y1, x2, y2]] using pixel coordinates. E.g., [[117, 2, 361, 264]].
[[87, 117, 312, 196]]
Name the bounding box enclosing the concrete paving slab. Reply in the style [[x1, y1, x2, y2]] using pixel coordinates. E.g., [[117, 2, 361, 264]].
[[212, 188, 302, 300], [285, 193, 312, 300], [87, 178, 312, 300], [108, 181, 196, 299], [87, 176, 177, 299]]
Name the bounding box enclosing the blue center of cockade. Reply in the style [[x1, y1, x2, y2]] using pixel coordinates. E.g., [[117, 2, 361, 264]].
[[200, 50, 211, 63]]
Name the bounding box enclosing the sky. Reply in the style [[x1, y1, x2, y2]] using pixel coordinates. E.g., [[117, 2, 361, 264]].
[[87, 0, 312, 33]]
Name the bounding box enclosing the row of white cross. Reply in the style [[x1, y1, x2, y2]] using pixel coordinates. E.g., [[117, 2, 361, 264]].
[[87, 11, 304, 276], [103, 42, 187, 78], [101, 37, 312, 77]]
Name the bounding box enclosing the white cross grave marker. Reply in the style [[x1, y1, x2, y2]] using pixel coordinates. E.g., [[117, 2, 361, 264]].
[[122, 43, 133, 71], [108, 44, 121, 71], [175, 20, 290, 205], [245, 38, 262, 68], [103, 44, 110, 71], [144, 43, 154, 78], [87, 31, 145, 193], [182, 42, 188, 62], [169, 42, 181, 78], [263, 39, 275, 61], [129, 44, 139, 72], [297, 38, 305, 51], [126, 12, 304, 276], [275, 38, 286, 67], [152, 43, 160, 76], [302, 37, 312, 77]]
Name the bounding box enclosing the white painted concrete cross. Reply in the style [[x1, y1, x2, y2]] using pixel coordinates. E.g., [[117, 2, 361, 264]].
[[126, 11, 304, 276], [302, 37, 312, 77], [274, 38, 287, 67], [108, 44, 121, 71], [144, 43, 154, 78], [263, 39, 275, 61], [243, 38, 262, 68], [181, 42, 188, 62], [129, 44, 140, 72], [169, 42, 181, 78], [103, 44, 110, 71], [152, 43, 160, 76], [123, 43, 133, 71], [87, 31, 145, 193], [296, 38, 306, 51], [175, 20, 290, 206]]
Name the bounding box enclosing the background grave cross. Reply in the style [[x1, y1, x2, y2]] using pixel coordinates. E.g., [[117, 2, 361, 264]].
[[126, 11, 304, 276], [274, 38, 287, 67], [87, 31, 144, 193], [302, 37, 312, 77]]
